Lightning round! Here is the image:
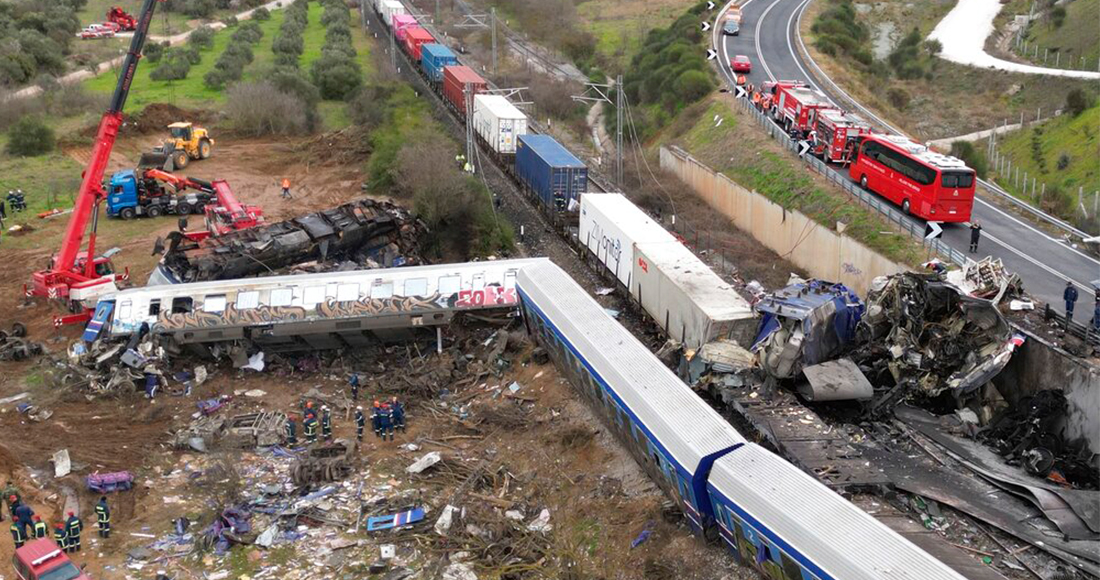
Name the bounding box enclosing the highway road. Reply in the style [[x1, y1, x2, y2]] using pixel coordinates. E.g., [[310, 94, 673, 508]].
[[710, 0, 1099, 315]]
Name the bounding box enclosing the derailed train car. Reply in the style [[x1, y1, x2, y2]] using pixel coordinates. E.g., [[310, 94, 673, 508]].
[[517, 260, 966, 580]]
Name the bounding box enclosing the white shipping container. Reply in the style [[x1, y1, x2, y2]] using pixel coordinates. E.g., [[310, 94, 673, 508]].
[[631, 241, 757, 350], [472, 95, 528, 155], [578, 193, 675, 289], [382, 0, 406, 26]]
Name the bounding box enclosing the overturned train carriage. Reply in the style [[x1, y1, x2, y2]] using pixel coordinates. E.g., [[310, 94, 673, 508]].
[[153, 199, 424, 284], [516, 260, 966, 580], [97, 259, 542, 350]]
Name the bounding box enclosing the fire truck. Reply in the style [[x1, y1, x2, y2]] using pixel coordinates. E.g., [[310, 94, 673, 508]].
[[773, 85, 833, 137], [811, 108, 872, 164]]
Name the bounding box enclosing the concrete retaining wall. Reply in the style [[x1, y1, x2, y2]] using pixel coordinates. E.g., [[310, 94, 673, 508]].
[[659, 146, 907, 296]]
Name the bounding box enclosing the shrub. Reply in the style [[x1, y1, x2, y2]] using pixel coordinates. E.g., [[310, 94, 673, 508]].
[[251, 7, 271, 21], [949, 141, 988, 178], [311, 55, 363, 99], [924, 39, 942, 55], [178, 46, 202, 65], [886, 87, 910, 110], [1065, 88, 1091, 117], [17, 29, 66, 76], [184, 0, 216, 18], [1050, 5, 1066, 28], [273, 32, 304, 57], [150, 55, 191, 81], [144, 41, 168, 63], [225, 81, 310, 136], [1057, 152, 1070, 171], [231, 21, 264, 44], [189, 26, 215, 49], [6, 116, 55, 156], [203, 68, 230, 89], [222, 15, 238, 27]]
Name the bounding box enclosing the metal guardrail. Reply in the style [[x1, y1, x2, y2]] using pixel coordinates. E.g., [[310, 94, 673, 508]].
[[736, 98, 968, 266], [787, 7, 1090, 241]]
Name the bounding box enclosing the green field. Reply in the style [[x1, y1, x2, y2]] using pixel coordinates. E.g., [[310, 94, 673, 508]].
[[993, 105, 1100, 223], [82, 2, 371, 130], [1019, 0, 1099, 69]]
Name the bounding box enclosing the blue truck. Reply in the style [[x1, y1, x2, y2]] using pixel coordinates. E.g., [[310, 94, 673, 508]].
[[106, 169, 215, 219], [420, 43, 458, 84], [514, 134, 588, 212]]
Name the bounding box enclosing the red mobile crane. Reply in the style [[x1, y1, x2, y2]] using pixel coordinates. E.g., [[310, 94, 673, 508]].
[[28, 0, 163, 325], [189, 181, 265, 241], [107, 6, 138, 31]]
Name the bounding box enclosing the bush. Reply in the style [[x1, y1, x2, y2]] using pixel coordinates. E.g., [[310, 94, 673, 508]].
[[924, 39, 942, 56], [949, 141, 988, 179], [150, 57, 191, 81], [251, 7, 271, 21], [189, 26, 215, 49], [886, 87, 910, 110], [1057, 152, 1070, 171], [273, 31, 304, 57], [675, 70, 713, 104], [1065, 88, 1091, 117], [144, 41, 168, 63], [1050, 5, 1066, 28], [310, 55, 363, 99], [6, 116, 55, 156], [184, 0, 217, 18], [225, 81, 310, 136], [231, 21, 264, 44], [222, 15, 238, 27], [178, 46, 202, 65], [811, 0, 871, 69]]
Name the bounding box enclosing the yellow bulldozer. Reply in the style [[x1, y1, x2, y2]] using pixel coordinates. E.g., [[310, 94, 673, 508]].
[[152, 122, 214, 170]]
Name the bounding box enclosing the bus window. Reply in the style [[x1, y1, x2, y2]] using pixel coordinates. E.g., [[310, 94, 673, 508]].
[[942, 171, 974, 188], [236, 291, 259, 309], [203, 295, 227, 313], [270, 288, 293, 307]]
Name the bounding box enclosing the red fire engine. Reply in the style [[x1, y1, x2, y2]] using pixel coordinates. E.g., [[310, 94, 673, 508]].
[[773, 85, 833, 137], [812, 109, 872, 164]]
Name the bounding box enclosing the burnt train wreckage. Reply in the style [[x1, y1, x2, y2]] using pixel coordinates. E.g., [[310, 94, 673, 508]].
[[151, 199, 425, 284]]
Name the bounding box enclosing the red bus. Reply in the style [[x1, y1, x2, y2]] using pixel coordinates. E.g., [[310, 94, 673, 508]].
[[849, 134, 975, 222]]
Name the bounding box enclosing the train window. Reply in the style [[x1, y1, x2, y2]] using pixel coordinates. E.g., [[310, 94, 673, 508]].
[[203, 295, 227, 313], [504, 271, 517, 288], [337, 283, 360, 302], [270, 288, 293, 307], [780, 552, 803, 579], [171, 297, 193, 314], [438, 275, 460, 296], [236, 291, 260, 309], [370, 282, 393, 300], [403, 278, 428, 297], [118, 301, 132, 320], [472, 273, 485, 290], [303, 286, 325, 307], [148, 299, 161, 316]]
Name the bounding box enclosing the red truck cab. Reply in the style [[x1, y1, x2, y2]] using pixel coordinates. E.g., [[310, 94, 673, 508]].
[[13, 539, 90, 580], [812, 109, 872, 163], [774, 85, 834, 136]]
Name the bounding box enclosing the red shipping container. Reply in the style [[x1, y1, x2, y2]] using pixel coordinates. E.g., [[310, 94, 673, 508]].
[[443, 65, 487, 115], [402, 27, 435, 61]]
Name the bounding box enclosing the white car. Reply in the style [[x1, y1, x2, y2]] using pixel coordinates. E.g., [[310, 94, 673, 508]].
[[79, 25, 116, 39]]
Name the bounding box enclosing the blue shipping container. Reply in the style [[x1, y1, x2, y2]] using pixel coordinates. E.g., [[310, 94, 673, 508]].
[[515, 134, 588, 211], [420, 44, 458, 83]]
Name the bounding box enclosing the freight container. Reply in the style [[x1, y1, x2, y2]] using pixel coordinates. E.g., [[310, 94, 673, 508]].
[[472, 95, 527, 156], [442, 65, 487, 115], [381, 0, 406, 27], [515, 134, 587, 212], [420, 43, 458, 83], [578, 193, 675, 289], [631, 241, 757, 350], [402, 27, 435, 61], [393, 14, 417, 41]]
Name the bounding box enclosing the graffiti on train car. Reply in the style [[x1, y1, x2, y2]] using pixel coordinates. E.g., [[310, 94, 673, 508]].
[[315, 293, 446, 318], [455, 286, 517, 308], [155, 304, 310, 332]]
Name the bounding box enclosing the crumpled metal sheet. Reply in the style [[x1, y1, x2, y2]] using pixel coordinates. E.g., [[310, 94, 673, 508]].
[[157, 199, 425, 283]]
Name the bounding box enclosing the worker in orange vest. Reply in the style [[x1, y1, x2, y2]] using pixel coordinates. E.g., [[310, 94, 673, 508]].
[[281, 178, 292, 199]]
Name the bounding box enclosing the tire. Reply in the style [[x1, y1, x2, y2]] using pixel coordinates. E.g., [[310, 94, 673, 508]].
[[120, 207, 136, 220], [859, 174, 868, 189], [10, 323, 26, 337], [147, 206, 162, 218], [176, 202, 192, 215], [173, 151, 189, 169], [902, 198, 911, 214], [199, 139, 212, 159]]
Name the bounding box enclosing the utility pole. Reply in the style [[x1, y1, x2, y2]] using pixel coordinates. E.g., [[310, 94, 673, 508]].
[[455, 11, 496, 72], [465, 82, 475, 173], [491, 8, 498, 73], [573, 77, 624, 188]]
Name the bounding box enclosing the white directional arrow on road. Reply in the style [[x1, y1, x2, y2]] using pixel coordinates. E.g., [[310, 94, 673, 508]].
[[701, 21, 711, 31], [925, 221, 943, 240], [706, 48, 718, 60]]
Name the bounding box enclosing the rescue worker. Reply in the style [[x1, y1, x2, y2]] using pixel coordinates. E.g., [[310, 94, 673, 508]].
[[355, 406, 366, 441], [65, 511, 82, 552], [969, 221, 982, 253], [371, 400, 382, 438], [390, 396, 406, 432], [304, 414, 318, 444], [1093, 300, 1100, 334], [32, 515, 47, 539], [303, 400, 317, 421], [281, 178, 292, 199], [1065, 282, 1079, 326], [321, 406, 332, 441], [1, 481, 19, 521], [95, 496, 111, 538], [349, 373, 360, 402], [379, 402, 394, 441], [144, 371, 159, 400], [285, 415, 298, 445], [13, 499, 34, 531], [10, 521, 25, 549], [54, 522, 68, 552]]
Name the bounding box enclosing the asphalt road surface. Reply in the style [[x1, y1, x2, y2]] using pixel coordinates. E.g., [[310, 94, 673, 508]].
[[710, 0, 1099, 314]]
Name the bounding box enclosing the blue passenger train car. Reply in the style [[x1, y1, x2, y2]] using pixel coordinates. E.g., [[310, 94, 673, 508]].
[[420, 43, 458, 83], [514, 134, 587, 212]]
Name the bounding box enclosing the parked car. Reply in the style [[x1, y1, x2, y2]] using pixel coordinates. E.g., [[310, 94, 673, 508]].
[[722, 20, 740, 35], [730, 54, 752, 73], [79, 25, 116, 39]]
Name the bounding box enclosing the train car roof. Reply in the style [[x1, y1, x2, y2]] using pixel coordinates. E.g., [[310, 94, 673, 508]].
[[633, 241, 754, 322], [517, 260, 746, 475], [473, 94, 526, 119], [710, 444, 965, 580], [517, 134, 586, 168]]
